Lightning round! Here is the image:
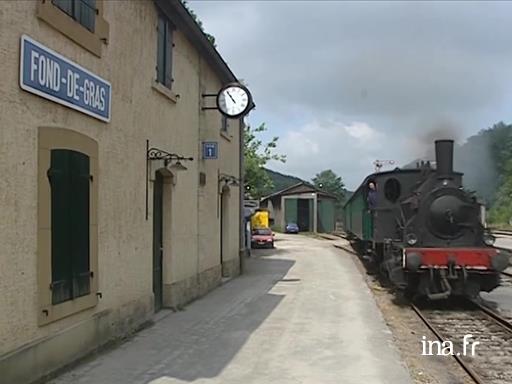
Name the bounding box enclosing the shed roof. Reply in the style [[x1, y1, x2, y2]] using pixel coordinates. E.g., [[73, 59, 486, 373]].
[[261, 182, 338, 202]]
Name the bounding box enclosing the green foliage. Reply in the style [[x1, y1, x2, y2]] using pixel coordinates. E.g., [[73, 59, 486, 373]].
[[456, 121, 512, 205], [181, 0, 217, 47], [488, 157, 512, 224], [244, 123, 286, 199], [312, 169, 346, 219], [453, 121, 512, 224]]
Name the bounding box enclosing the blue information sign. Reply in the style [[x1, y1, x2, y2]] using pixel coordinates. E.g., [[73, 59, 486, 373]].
[[19, 35, 111, 122], [203, 142, 218, 159]]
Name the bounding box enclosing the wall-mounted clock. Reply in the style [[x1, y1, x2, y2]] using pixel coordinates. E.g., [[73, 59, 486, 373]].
[[216, 82, 254, 119]]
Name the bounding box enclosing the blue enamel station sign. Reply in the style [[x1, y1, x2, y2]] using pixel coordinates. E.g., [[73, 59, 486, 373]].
[[203, 142, 218, 159], [19, 35, 111, 122]]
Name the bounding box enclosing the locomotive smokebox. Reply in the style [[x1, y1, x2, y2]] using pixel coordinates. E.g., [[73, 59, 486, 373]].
[[435, 139, 454, 176]]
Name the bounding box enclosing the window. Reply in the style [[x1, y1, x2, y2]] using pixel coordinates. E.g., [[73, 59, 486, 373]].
[[253, 228, 272, 235], [37, 0, 109, 57], [221, 116, 228, 132], [52, 0, 96, 32], [48, 149, 91, 304], [38, 127, 98, 325], [157, 14, 174, 88], [384, 178, 401, 202]]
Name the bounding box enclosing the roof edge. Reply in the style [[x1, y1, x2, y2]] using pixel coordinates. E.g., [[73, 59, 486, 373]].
[[261, 181, 338, 201], [155, 0, 237, 84]]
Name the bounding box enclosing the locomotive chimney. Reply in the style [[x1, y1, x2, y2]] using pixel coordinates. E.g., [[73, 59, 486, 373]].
[[435, 139, 454, 176]]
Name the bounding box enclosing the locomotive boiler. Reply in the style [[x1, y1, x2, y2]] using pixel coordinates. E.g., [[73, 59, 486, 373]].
[[344, 140, 510, 299]]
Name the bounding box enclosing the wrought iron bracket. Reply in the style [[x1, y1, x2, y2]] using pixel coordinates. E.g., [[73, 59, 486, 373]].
[[147, 147, 193, 165], [218, 172, 240, 189], [145, 140, 194, 220], [217, 171, 240, 217]]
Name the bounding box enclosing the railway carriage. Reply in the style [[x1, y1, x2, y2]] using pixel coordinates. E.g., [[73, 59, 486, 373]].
[[344, 140, 510, 299]]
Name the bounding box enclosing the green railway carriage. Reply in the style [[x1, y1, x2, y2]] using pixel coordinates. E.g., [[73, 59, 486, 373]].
[[343, 189, 373, 240], [343, 169, 427, 242]]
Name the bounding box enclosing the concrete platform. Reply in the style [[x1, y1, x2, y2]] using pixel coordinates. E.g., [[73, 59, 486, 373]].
[[47, 234, 411, 384]]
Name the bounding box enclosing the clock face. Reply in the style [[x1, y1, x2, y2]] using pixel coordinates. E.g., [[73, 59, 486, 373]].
[[216, 84, 252, 118]]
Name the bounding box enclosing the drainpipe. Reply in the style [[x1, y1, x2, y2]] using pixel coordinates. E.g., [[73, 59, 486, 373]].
[[313, 193, 318, 233], [239, 118, 245, 274]]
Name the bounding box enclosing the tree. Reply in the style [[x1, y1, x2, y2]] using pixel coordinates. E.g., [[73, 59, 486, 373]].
[[181, 0, 217, 47], [488, 157, 512, 225], [244, 123, 286, 199], [312, 170, 346, 219]]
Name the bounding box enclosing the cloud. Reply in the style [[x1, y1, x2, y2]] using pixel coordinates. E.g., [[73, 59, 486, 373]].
[[267, 120, 396, 189], [189, 1, 512, 188], [344, 122, 382, 142], [193, 1, 512, 121]]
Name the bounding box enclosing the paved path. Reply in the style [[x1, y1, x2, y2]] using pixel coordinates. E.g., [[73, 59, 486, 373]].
[[482, 236, 512, 312], [496, 236, 512, 252], [48, 234, 411, 384]]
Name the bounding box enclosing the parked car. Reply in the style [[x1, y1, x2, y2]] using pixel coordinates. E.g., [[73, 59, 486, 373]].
[[285, 223, 299, 234], [251, 227, 275, 248]]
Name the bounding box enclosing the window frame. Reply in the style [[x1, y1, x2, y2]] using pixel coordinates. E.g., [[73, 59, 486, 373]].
[[52, 0, 97, 32], [156, 13, 175, 89], [49, 149, 92, 305], [38, 127, 99, 326], [37, 0, 109, 57], [384, 178, 401, 203], [221, 116, 228, 132]]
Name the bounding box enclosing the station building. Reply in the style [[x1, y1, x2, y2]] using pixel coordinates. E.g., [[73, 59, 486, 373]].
[[260, 182, 337, 233], [0, 1, 246, 382]]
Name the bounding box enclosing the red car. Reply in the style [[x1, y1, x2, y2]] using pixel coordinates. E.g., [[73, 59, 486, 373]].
[[251, 228, 275, 248]]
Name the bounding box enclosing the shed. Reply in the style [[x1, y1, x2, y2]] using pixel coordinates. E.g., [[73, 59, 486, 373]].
[[260, 182, 337, 233]]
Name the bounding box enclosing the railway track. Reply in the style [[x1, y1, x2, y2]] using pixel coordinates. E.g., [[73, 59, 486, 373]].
[[412, 299, 512, 384], [331, 232, 512, 382], [492, 229, 512, 237], [500, 270, 512, 289], [332, 231, 512, 382], [502, 270, 512, 278]]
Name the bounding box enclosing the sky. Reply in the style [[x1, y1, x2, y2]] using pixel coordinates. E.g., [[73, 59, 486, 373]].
[[189, 1, 512, 190]]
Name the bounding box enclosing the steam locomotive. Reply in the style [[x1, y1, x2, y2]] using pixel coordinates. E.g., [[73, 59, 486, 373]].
[[343, 140, 510, 299]]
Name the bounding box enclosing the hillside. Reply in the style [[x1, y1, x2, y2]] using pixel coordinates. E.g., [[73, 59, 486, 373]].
[[264, 168, 353, 202], [401, 122, 512, 205], [399, 122, 512, 223], [264, 168, 306, 194]]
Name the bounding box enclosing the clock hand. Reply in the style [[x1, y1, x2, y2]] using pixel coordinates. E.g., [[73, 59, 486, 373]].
[[226, 91, 237, 104]]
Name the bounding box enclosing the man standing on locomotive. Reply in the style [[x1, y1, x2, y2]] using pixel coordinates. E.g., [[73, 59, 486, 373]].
[[367, 182, 378, 211]]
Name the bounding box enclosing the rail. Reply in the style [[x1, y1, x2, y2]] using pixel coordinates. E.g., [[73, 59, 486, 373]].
[[412, 300, 512, 384], [492, 229, 512, 237], [502, 270, 512, 278], [411, 303, 484, 384]]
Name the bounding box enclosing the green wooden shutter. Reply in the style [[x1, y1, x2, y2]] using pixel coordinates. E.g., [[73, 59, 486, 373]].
[[165, 21, 174, 87], [49, 149, 91, 304], [52, 0, 96, 32], [70, 151, 91, 298], [49, 150, 73, 304], [52, 0, 73, 17], [78, 0, 96, 32], [157, 15, 166, 85]]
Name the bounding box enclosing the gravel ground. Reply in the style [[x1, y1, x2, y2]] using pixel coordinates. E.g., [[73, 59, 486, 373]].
[[329, 239, 476, 384]]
